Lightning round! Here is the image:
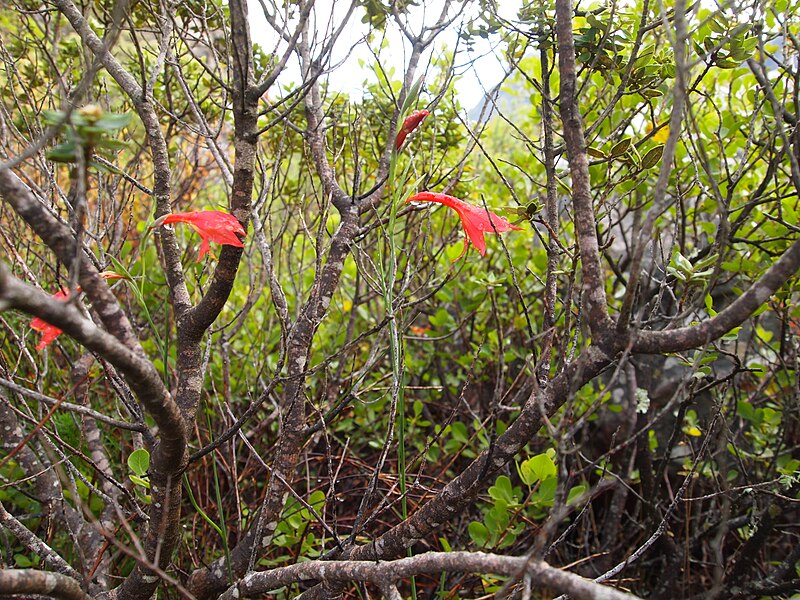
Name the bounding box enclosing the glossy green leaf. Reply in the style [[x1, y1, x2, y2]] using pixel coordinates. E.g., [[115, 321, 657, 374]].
[[128, 448, 150, 476]]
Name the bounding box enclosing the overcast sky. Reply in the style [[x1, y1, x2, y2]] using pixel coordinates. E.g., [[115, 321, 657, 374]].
[[248, 0, 520, 104]]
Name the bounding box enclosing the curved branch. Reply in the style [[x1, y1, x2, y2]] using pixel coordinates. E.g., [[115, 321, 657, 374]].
[[221, 551, 640, 600], [0, 263, 185, 458], [0, 263, 187, 600], [632, 236, 800, 353], [0, 169, 141, 355], [0, 569, 92, 600]]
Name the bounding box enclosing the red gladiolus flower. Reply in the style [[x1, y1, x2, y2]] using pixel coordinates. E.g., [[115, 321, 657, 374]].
[[30, 271, 128, 350], [152, 210, 246, 261], [395, 109, 430, 149], [406, 191, 523, 258], [30, 289, 70, 351]]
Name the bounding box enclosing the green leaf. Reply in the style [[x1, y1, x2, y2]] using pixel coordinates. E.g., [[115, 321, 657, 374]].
[[721, 326, 741, 342], [518, 459, 534, 487], [93, 112, 132, 131], [42, 110, 67, 126], [309, 490, 326, 512], [740, 37, 758, 51], [468, 521, 489, 547], [97, 138, 131, 152], [641, 145, 664, 168], [715, 58, 740, 69], [633, 48, 654, 70], [694, 253, 719, 270], [128, 448, 150, 476], [610, 138, 632, 157], [46, 141, 78, 163], [536, 477, 558, 506], [567, 483, 589, 505], [777, 458, 800, 476], [129, 474, 151, 489], [521, 452, 557, 485], [737, 400, 755, 422], [14, 553, 38, 567], [488, 475, 518, 505], [673, 252, 694, 274], [89, 159, 119, 174], [587, 146, 607, 159], [399, 75, 426, 117], [666, 265, 686, 281], [708, 18, 726, 34], [449, 421, 469, 444], [704, 294, 717, 316]]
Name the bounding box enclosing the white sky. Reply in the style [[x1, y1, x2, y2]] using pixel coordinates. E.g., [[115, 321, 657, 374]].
[[248, 0, 521, 104]]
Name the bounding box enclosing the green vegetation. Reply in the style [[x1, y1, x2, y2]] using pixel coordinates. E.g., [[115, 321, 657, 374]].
[[0, 0, 799, 598]]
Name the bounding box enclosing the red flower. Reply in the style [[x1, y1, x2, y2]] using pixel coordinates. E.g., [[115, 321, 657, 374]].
[[406, 191, 522, 258], [395, 109, 430, 149], [30, 271, 128, 351], [152, 210, 246, 261], [30, 289, 70, 351]]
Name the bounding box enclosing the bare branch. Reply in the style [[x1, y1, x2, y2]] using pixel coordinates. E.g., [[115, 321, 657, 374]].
[[221, 551, 640, 600], [0, 501, 83, 582], [0, 376, 147, 432], [0, 568, 92, 600], [554, 0, 613, 337]]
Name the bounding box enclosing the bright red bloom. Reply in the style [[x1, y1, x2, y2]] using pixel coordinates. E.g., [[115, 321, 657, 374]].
[[395, 109, 430, 149], [30, 289, 70, 351], [30, 271, 128, 350], [152, 210, 246, 261], [406, 191, 523, 258]]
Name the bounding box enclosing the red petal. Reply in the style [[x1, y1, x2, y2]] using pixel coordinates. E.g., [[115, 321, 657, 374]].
[[406, 191, 522, 258], [153, 211, 246, 261], [459, 209, 489, 256], [395, 130, 409, 149], [30, 288, 71, 350], [401, 110, 430, 133], [198, 238, 211, 261], [407, 191, 461, 208], [35, 323, 63, 350], [395, 110, 430, 149]]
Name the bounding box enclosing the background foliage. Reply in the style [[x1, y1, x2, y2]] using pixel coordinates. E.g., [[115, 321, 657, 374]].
[[0, 0, 799, 598]]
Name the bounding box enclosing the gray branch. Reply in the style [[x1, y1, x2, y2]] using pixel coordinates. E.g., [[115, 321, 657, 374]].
[[0, 569, 92, 600], [221, 551, 641, 600]]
